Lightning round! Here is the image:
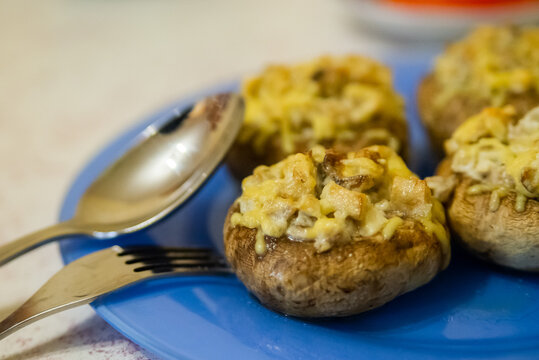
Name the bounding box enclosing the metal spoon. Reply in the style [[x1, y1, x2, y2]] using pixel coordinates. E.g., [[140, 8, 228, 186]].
[[0, 93, 244, 266]]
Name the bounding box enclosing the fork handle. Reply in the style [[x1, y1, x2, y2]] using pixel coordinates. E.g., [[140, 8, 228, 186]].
[[0, 222, 81, 266], [0, 296, 95, 340]]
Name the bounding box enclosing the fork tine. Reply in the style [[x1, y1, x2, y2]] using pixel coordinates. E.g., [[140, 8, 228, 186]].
[[120, 246, 231, 274], [149, 266, 232, 275], [132, 257, 227, 270], [124, 253, 220, 265], [132, 257, 229, 272], [117, 246, 215, 257], [134, 263, 232, 274]]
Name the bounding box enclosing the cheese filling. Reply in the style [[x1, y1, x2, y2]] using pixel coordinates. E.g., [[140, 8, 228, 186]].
[[239, 55, 406, 155], [445, 106, 539, 211], [433, 25, 539, 109], [230, 146, 450, 267]]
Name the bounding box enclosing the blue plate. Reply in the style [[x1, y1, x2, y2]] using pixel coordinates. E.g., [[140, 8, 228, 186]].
[[59, 59, 539, 360]]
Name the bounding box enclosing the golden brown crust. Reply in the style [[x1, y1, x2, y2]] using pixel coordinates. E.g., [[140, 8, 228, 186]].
[[446, 177, 539, 272], [417, 74, 539, 153], [223, 204, 444, 317]]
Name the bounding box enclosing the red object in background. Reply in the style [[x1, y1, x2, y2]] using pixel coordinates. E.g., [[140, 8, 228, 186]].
[[384, 0, 535, 8], [346, 0, 539, 40]]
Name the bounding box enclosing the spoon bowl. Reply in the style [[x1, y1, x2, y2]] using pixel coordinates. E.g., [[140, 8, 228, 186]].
[[0, 93, 244, 264]]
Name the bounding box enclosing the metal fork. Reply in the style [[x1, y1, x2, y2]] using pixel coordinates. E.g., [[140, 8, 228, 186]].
[[0, 245, 232, 340]]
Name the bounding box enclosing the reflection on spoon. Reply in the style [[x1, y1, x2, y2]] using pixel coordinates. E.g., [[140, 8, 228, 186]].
[[0, 93, 244, 266]]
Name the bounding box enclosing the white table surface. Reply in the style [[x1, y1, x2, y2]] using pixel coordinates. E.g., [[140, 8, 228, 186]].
[[0, 1, 424, 358]]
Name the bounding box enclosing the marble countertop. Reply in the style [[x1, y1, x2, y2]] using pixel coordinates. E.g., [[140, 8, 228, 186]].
[[0, 1, 413, 358]]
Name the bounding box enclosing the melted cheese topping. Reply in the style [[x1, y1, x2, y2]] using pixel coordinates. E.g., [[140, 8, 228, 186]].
[[433, 25, 539, 108], [231, 145, 450, 267], [239, 55, 405, 155], [446, 106, 539, 211]]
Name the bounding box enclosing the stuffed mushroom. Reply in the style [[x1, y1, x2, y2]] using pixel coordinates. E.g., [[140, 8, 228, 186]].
[[418, 25, 539, 152], [227, 55, 407, 179], [428, 106, 539, 271], [224, 145, 450, 317]]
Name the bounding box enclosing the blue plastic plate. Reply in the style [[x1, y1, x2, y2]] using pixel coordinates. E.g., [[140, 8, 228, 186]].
[[59, 59, 539, 360]]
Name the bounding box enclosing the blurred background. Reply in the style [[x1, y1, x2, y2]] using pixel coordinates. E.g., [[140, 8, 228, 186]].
[[1, 0, 538, 359]]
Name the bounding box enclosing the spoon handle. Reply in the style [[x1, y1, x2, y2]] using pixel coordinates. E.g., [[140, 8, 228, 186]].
[[0, 222, 81, 266]]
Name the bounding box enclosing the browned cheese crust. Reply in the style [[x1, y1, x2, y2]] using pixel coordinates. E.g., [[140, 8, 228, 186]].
[[224, 204, 443, 317], [418, 74, 539, 153], [447, 177, 539, 272]]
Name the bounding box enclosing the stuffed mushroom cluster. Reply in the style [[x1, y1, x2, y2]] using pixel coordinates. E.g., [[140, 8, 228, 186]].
[[224, 33, 539, 318], [419, 25, 539, 273]]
